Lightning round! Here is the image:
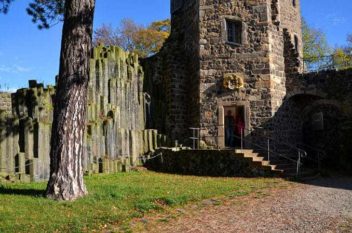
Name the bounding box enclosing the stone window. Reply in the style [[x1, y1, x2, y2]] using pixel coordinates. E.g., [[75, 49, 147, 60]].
[[292, 0, 296, 7], [226, 19, 242, 44], [294, 35, 299, 52]]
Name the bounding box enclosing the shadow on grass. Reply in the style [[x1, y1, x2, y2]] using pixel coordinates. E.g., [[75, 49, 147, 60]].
[[0, 186, 45, 197]]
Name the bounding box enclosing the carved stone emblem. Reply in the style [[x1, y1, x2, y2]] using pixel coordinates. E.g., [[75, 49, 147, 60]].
[[223, 73, 244, 90]]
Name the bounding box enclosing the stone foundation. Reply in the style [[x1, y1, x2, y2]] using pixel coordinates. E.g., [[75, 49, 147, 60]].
[[145, 148, 276, 177]]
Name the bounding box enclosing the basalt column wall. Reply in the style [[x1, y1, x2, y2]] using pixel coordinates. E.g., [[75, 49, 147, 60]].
[[86, 46, 163, 174], [0, 93, 17, 178], [0, 84, 54, 182], [0, 46, 164, 182]]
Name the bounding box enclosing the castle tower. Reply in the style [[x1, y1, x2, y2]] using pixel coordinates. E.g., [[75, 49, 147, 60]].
[[144, 0, 303, 147]]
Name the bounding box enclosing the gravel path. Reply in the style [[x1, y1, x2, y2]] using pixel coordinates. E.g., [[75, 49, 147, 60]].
[[137, 177, 352, 233]]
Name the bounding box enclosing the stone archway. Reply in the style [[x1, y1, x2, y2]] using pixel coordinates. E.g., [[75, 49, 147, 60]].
[[300, 99, 345, 167], [268, 94, 323, 148]]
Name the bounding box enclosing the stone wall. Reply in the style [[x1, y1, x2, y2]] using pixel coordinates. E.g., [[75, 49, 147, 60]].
[[0, 93, 12, 115], [197, 0, 303, 148], [144, 0, 304, 150], [145, 148, 276, 177], [0, 82, 54, 182], [268, 0, 302, 112], [143, 0, 200, 143], [265, 69, 352, 167], [199, 0, 273, 147], [0, 46, 165, 182]]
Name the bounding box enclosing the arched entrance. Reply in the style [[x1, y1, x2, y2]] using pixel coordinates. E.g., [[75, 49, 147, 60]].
[[301, 100, 344, 168]]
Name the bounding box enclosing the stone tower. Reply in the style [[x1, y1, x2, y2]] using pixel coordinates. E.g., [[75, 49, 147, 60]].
[[144, 0, 303, 147]]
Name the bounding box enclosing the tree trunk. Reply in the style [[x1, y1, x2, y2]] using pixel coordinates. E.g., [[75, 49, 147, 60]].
[[46, 0, 95, 201]]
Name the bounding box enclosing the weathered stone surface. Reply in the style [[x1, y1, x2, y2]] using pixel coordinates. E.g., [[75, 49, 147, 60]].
[[145, 148, 276, 177], [0, 46, 167, 182], [143, 0, 303, 148]]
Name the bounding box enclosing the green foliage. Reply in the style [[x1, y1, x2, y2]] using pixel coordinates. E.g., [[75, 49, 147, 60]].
[[302, 18, 331, 62], [0, 0, 14, 13], [26, 0, 65, 29], [0, 0, 64, 29], [0, 171, 284, 233], [93, 18, 171, 58], [333, 34, 352, 70], [333, 49, 352, 70]]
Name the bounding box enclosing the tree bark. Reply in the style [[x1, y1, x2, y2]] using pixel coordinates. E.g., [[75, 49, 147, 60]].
[[46, 0, 95, 201]]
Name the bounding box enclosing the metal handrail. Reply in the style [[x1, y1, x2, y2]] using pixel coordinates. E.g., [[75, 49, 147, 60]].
[[303, 54, 352, 72], [233, 133, 297, 163], [192, 123, 313, 177], [240, 126, 308, 157], [199, 132, 302, 176]]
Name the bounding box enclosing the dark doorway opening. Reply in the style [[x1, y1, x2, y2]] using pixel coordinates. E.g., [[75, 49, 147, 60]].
[[224, 106, 245, 148]]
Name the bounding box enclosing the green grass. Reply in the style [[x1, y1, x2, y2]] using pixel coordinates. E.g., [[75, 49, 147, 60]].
[[0, 171, 285, 233]]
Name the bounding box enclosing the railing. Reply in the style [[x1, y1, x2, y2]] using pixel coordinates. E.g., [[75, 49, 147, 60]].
[[238, 127, 308, 178], [297, 142, 325, 171], [303, 55, 352, 73], [189, 125, 314, 177]]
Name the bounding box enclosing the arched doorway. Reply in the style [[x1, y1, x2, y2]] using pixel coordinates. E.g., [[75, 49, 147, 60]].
[[301, 100, 344, 168]]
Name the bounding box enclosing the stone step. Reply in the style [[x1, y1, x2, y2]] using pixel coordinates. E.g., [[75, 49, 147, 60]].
[[236, 149, 300, 176], [252, 156, 264, 162], [235, 149, 254, 154], [261, 160, 270, 166], [244, 152, 260, 158], [272, 168, 284, 174]]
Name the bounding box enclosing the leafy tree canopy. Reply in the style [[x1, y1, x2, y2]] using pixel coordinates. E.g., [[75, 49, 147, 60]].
[[94, 18, 171, 58], [0, 0, 64, 29], [302, 18, 331, 62], [333, 34, 352, 70]]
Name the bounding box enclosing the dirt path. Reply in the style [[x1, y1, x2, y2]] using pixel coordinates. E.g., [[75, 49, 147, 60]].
[[133, 177, 352, 233]]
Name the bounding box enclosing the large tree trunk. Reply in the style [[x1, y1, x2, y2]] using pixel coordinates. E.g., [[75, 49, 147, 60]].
[[46, 0, 95, 201]]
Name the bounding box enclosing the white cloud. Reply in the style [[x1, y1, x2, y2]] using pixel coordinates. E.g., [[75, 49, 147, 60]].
[[326, 14, 346, 26], [13, 65, 31, 73], [0, 66, 11, 73], [0, 64, 31, 73], [0, 88, 18, 93]]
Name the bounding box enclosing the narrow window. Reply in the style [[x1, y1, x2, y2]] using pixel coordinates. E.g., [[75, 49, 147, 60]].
[[294, 35, 299, 52], [226, 19, 242, 44], [292, 0, 296, 7]]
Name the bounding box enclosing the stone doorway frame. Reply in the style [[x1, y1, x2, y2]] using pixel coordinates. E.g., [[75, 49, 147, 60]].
[[217, 101, 250, 149]]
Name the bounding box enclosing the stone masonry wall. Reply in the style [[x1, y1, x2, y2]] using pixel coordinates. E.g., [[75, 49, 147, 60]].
[[0, 46, 164, 182], [143, 0, 200, 143], [198, 0, 303, 148], [269, 0, 302, 114], [144, 0, 304, 150], [145, 148, 276, 177], [265, 69, 352, 163], [198, 0, 273, 147]]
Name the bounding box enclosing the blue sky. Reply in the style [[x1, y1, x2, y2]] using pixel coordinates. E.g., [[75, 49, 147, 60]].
[[0, 0, 351, 90]]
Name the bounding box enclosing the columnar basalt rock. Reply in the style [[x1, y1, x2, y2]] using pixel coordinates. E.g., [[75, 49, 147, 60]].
[[0, 46, 164, 182]]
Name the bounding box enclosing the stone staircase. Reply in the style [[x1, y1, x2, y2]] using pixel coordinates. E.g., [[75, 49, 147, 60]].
[[235, 149, 296, 177], [236, 149, 320, 178]]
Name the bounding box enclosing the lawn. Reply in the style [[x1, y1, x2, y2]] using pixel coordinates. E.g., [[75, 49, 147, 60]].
[[0, 171, 286, 233]]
